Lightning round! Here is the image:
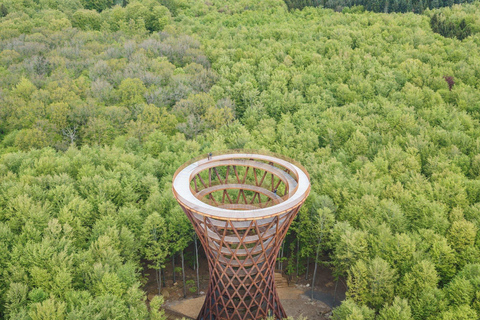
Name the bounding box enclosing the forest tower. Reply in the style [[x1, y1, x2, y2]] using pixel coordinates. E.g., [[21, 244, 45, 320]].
[[172, 152, 311, 320]]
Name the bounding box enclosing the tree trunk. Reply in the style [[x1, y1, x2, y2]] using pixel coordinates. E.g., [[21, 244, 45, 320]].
[[296, 237, 299, 278], [305, 256, 309, 280], [163, 266, 166, 288], [158, 267, 162, 296], [333, 279, 339, 305], [195, 235, 200, 294], [172, 253, 176, 283], [280, 242, 285, 272], [276, 247, 280, 270], [181, 249, 187, 298], [311, 237, 321, 300]]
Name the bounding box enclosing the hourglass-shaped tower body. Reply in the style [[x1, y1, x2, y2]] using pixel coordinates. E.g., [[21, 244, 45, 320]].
[[172, 152, 310, 320]]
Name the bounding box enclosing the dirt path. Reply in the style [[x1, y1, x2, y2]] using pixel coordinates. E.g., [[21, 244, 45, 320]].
[[143, 252, 346, 319], [164, 286, 332, 320]]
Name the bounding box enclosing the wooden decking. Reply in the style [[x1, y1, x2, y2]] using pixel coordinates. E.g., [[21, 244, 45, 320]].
[[172, 153, 310, 221]]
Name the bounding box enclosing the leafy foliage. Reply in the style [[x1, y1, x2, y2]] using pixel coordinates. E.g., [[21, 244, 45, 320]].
[[430, 13, 472, 40], [1, 0, 480, 318], [0, 141, 195, 318], [284, 0, 477, 13]]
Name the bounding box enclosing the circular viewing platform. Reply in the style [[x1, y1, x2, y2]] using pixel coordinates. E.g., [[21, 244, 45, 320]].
[[172, 151, 311, 221]]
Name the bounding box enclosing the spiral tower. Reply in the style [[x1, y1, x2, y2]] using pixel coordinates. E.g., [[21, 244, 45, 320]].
[[172, 152, 310, 320]]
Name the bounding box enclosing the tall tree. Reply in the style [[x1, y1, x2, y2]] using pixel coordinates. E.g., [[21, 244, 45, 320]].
[[311, 206, 335, 299], [0, 4, 8, 17], [141, 213, 168, 295]]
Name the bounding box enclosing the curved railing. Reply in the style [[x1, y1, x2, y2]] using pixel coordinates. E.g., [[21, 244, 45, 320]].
[[172, 150, 311, 220], [172, 149, 310, 183]]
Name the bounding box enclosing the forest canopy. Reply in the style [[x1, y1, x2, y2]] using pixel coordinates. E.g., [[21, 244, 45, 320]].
[[284, 0, 478, 13], [1, 0, 480, 319]]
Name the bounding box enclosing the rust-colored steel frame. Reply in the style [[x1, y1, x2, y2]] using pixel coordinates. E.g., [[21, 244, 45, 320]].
[[172, 153, 310, 320]]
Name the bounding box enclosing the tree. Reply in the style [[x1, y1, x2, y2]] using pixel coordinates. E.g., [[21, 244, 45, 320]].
[[141, 213, 168, 295], [149, 295, 167, 320], [447, 219, 477, 253], [347, 259, 369, 304], [429, 237, 458, 283], [81, 117, 115, 145], [173, 92, 229, 137], [62, 126, 78, 146], [332, 224, 369, 278], [443, 76, 455, 91], [386, 233, 416, 277], [445, 277, 475, 306], [456, 19, 471, 40], [204, 100, 235, 130], [119, 78, 147, 108], [311, 206, 335, 299], [1, 4, 8, 17], [331, 299, 375, 320], [410, 288, 448, 320], [15, 128, 49, 150], [48, 102, 70, 131], [28, 298, 66, 320], [166, 207, 192, 298], [71, 9, 102, 31], [138, 105, 178, 136], [378, 297, 413, 320], [82, 0, 114, 12], [14, 78, 36, 101], [440, 305, 478, 320], [430, 14, 472, 40], [144, 5, 171, 32], [4, 283, 29, 317], [72, 294, 130, 319], [347, 257, 397, 310], [401, 260, 439, 299], [194, 234, 200, 294]]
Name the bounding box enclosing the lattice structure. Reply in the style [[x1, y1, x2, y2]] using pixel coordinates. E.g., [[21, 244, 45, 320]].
[[172, 152, 310, 320]]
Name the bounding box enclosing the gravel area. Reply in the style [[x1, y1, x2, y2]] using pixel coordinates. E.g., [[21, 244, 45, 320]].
[[164, 286, 332, 320]]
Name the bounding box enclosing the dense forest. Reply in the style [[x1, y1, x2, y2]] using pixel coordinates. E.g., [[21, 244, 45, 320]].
[[1, 0, 480, 319], [284, 0, 477, 13]]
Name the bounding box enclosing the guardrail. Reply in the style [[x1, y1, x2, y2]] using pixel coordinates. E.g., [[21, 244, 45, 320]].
[[172, 149, 310, 183]]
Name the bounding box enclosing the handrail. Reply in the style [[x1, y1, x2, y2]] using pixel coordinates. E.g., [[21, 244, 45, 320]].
[[172, 150, 311, 220], [172, 149, 310, 183]]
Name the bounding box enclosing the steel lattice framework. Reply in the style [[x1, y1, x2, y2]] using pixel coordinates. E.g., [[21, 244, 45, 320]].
[[172, 152, 310, 320]]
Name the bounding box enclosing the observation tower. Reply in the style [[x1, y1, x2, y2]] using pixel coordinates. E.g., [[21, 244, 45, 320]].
[[172, 151, 310, 320]]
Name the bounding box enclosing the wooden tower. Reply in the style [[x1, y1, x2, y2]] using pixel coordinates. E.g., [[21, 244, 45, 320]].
[[172, 152, 310, 320]]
